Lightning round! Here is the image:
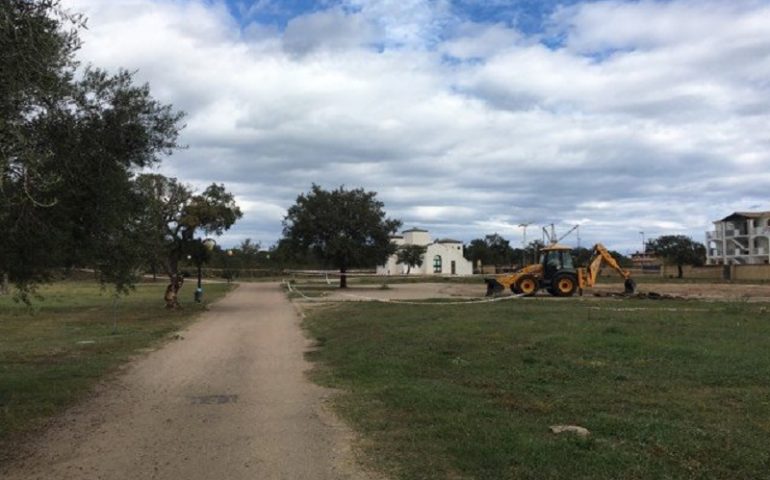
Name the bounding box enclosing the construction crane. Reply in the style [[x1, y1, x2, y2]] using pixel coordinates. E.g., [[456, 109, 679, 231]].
[[485, 243, 636, 297]]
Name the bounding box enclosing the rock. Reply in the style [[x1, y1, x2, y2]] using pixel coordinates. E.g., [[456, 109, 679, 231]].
[[549, 425, 590, 437]]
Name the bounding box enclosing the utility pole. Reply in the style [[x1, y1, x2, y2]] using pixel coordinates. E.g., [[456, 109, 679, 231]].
[[576, 224, 581, 248], [639, 231, 645, 253], [518, 223, 529, 266]]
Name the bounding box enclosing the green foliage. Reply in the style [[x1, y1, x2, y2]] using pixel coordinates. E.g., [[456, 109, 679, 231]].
[[133, 174, 242, 280], [282, 185, 401, 287], [648, 235, 707, 278], [305, 299, 770, 479], [396, 244, 427, 274], [464, 233, 515, 267], [0, 1, 185, 300]]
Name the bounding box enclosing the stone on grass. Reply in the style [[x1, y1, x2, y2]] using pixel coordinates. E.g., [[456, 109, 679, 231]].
[[549, 425, 590, 437]]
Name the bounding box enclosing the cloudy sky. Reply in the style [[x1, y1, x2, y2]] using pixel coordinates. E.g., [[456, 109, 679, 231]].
[[63, 0, 770, 252]]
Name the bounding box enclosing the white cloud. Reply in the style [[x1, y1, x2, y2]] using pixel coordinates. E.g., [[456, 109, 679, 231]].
[[62, 0, 770, 252], [282, 9, 374, 55]]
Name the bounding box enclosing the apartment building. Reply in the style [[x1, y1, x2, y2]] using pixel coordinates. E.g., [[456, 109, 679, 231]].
[[706, 211, 770, 265]]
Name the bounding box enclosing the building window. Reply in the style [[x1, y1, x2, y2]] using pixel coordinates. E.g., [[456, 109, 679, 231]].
[[433, 255, 442, 273]]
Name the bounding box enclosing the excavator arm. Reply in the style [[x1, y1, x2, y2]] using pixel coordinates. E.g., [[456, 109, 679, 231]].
[[578, 244, 636, 294]]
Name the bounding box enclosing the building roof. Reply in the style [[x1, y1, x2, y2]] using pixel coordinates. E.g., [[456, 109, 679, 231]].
[[402, 228, 428, 233], [436, 238, 462, 244], [719, 211, 770, 222]]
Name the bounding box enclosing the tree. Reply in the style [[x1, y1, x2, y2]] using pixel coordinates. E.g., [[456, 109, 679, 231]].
[[282, 185, 401, 288], [396, 244, 427, 274], [648, 235, 706, 278], [464, 238, 489, 266], [1, 1, 185, 301], [464, 234, 515, 267], [133, 174, 242, 300]]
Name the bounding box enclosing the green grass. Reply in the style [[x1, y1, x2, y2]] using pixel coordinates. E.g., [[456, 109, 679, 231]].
[[0, 280, 232, 463], [303, 298, 770, 479]]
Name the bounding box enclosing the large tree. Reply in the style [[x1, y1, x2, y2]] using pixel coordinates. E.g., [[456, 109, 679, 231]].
[[282, 185, 401, 288], [396, 244, 427, 274], [133, 174, 242, 289], [1, 1, 184, 300], [648, 235, 706, 278]]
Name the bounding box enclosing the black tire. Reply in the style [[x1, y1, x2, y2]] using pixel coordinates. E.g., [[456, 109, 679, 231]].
[[516, 275, 539, 296], [551, 273, 577, 297], [510, 284, 522, 294]]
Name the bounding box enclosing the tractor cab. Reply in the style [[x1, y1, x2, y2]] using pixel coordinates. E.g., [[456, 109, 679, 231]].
[[538, 244, 579, 296], [539, 244, 576, 278]]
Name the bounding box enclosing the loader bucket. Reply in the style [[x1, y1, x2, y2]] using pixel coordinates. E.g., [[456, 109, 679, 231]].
[[485, 278, 504, 297], [624, 278, 637, 295]]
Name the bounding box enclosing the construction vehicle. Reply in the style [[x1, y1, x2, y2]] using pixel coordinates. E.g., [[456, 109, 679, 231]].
[[484, 243, 636, 297]]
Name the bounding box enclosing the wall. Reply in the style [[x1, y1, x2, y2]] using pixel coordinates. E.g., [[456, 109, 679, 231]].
[[660, 265, 723, 279], [733, 264, 770, 281], [659, 264, 770, 281], [423, 243, 473, 275]]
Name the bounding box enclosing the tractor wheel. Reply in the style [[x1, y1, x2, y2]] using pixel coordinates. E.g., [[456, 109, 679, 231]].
[[551, 273, 577, 297], [510, 284, 522, 294], [516, 275, 538, 296]]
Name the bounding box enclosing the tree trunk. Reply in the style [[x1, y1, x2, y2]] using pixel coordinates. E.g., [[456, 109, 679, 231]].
[[339, 267, 347, 288], [0, 272, 8, 295], [677, 264, 683, 278], [406, 265, 411, 275], [164, 254, 183, 308]]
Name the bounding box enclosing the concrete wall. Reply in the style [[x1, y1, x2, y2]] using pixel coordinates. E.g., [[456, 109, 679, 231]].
[[659, 264, 770, 280], [660, 265, 723, 279], [423, 243, 473, 275], [733, 264, 770, 281], [403, 230, 431, 246]]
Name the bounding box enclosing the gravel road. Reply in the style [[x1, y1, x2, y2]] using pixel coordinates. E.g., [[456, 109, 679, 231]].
[[3, 283, 374, 480]]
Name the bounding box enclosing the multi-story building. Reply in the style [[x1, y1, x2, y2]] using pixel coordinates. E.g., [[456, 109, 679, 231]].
[[706, 211, 770, 265]]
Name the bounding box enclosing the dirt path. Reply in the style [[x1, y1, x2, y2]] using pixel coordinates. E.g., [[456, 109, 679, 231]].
[[2, 283, 373, 480]]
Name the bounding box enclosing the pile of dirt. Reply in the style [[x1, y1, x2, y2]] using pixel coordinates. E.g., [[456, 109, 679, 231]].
[[592, 291, 683, 300]]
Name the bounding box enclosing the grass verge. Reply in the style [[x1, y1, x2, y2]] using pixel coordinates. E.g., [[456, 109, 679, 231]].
[[0, 280, 232, 463], [303, 298, 770, 479]]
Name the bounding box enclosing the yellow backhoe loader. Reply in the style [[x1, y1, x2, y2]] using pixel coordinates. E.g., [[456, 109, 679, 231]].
[[484, 243, 636, 297]]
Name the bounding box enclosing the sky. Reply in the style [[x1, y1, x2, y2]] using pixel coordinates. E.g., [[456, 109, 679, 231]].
[[61, 0, 770, 253]]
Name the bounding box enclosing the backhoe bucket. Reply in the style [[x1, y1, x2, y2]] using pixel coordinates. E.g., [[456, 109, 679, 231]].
[[624, 278, 637, 295], [485, 278, 504, 297]]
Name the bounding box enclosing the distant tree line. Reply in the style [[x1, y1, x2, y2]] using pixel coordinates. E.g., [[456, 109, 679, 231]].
[[463, 232, 707, 276]]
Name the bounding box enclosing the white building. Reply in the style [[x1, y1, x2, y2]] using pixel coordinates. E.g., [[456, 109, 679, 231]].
[[377, 228, 473, 275], [706, 211, 770, 265]]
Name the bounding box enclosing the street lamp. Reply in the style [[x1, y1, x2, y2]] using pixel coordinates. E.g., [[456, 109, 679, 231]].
[[194, 238, 217, 302]]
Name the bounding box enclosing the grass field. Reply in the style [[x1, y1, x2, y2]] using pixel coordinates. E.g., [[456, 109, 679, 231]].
[[303, 297, 770, 479], [0, 280, 232, 462]]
